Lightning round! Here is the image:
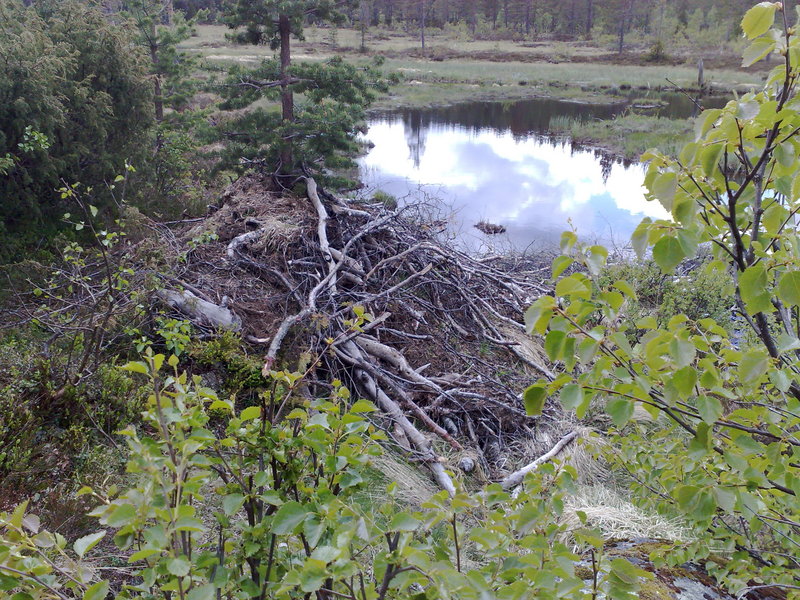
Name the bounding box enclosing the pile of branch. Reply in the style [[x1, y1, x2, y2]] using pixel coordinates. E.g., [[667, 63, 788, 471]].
[[0, 174, 575, 492], [183, 174, 563, 492]]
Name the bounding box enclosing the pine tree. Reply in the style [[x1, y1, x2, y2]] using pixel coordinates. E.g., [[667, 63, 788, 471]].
[[221, 0, 391, 177], [124, 0, 197, 121]]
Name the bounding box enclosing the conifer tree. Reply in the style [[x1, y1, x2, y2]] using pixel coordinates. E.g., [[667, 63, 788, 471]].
[[124, 0, 197, 121], [221, 0, 389, 176], [0, 0, 152, 257]]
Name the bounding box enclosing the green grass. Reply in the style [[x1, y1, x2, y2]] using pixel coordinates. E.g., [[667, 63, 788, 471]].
[[183, 25, 765, 111], [549, 113, 694, 160]]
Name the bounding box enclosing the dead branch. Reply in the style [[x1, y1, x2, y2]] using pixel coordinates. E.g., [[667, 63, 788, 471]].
[[501, 430, 580, 490]]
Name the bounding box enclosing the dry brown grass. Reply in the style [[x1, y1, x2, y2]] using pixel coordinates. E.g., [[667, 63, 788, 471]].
[[560, 484, 693, 543]]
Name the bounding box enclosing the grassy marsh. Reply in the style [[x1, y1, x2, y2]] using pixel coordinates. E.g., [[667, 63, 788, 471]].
[[548, 113, 694, 160], [183, 25, 765, 110]]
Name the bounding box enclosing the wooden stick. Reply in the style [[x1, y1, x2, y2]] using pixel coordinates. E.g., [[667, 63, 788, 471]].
[[500, 431, 580, 490]]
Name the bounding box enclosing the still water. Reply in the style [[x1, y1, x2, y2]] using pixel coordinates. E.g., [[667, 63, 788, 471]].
[[358, 95, 718, 250]]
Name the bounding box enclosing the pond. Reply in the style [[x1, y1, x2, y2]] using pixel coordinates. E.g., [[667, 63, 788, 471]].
[[357, 94, 725, 251]]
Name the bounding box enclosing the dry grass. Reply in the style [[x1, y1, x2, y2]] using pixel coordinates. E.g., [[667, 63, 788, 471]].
[[369, 451, 439, 508], [560, 485, 693, 543], [182, 25, 765, 110]]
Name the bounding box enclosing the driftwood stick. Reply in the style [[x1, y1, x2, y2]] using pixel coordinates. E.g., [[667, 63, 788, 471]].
[[500, 430, 580, 490], [339, 341, 456, 495], [157, 289, 241, 331], [227, 228, 265, 260], [305, 177, 337, 293]]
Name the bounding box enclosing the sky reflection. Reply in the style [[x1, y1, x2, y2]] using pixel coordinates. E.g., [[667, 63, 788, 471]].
[[358, 115, 669, 251]]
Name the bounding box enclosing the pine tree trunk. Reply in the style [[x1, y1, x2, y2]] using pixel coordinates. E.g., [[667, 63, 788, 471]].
[[585, 0, 593, 38], [420, 0, 425, 52], [525, 1, 531, 35], [149, 21, 164, 121], [279, 13, 293, 170], [360, 0, 368, 51]]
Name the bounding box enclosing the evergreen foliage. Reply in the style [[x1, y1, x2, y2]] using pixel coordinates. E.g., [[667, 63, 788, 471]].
[[220, 0, 390, 176], [0, 0, 153, 259], [220, 56, 390, 176]]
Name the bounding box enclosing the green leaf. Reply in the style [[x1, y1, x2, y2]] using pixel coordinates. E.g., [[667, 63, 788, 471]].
[[552, 255, 573, 279], [187, 584, 216, 600], [271, 501, 307, 535], [651, 172, 678, 210], [222, 494, 245, 516], [339, 470, 363, 489], [524, 296, 556, 334], [167, 556, 191, 577], [742, 38, 776, 66], [555, 275, 591, 300], [671, 366, 697, 399], [544, 330, 567, 362], [586, 245, 608, 276], [739, 350, 769, 383], [350, 399, 376, 413], [631, 220, 651, 259], [699, 143, 724, 177], [239, 406, 262, 421], [559, 384, 583, 412], [740, 264, 773, 314], [669, 337, 696, 368], [128, 548, 160, 562], [73, 530, 105, 559], [105, 503, 135, 528], [83, 581, 109, 600], [523, 384, 547, 416], [653, 236, 686, 273], [777, 271, 800, 307], [741, 2, 778, 39], [606, 397, 634, 427], [613, 280, 637, 300], [120, 361, 148, 375], [769, 369, 791, 392], [388, 513, 420, 532], [734, 433, 763, 455], [696, 395, 723, 426]]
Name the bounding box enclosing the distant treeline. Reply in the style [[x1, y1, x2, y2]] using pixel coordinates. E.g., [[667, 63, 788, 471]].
[[155, 0, 768, 44]]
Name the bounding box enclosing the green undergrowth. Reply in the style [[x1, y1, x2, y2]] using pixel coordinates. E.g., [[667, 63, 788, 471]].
[[191, 330, 266, 399], [550, 113, 694, 160], [599, 256, 734, 332], [0, 330, 145, 514]]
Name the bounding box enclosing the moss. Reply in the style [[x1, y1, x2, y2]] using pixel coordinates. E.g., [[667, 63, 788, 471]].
[[192, 330, 266, 395], [637, 577, 675, 600]]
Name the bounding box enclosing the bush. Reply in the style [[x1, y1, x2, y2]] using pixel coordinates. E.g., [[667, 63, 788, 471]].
[[0, 0, 153, 257]]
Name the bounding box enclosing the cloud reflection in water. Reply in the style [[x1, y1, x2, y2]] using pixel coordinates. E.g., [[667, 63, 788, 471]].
[[358, 116, 669, 251]]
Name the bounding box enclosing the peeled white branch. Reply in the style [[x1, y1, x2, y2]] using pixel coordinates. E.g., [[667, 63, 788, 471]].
[[339, 341, 456, 496], [501, 430, 579, 490], [227, 228, 265, 260], [305, 177, 337, 294], [157, 289, 241, 331]]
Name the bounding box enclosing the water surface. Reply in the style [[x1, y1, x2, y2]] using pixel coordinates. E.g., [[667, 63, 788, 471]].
[[358, 95, 718, 250]]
